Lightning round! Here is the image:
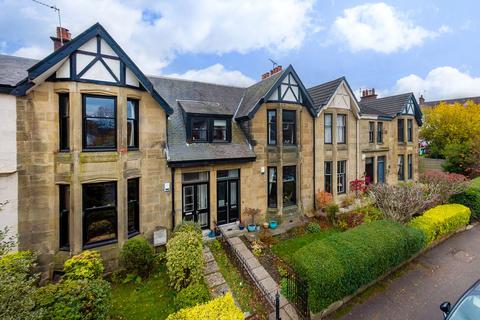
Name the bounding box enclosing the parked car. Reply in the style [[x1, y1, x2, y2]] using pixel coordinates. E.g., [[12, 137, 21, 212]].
[[440, 280, 480, 319]]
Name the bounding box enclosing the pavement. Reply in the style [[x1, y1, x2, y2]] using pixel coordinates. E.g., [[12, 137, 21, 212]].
[[330, 224, 480, 320]]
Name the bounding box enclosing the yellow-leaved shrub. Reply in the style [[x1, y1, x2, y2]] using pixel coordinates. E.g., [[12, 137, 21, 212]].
[[408, 204, 470, 246], [166, 293, 243, 320]]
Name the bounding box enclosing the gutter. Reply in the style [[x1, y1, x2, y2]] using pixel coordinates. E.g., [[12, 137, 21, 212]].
[[313, 114, 316, 210]]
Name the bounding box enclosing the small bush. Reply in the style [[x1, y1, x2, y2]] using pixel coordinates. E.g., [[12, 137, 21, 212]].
[[166, 229, 203, 291], [341, 194, 355, 208], [258, 229, 275, 246], [306, 222, 321, 233], [292, 220, 424, 313], [337, 212, 365, 230], [64, 250, 104, 280], [120, 237, 156, 278], [173, 221, 202, 237], [421, 171, 468, 204], [408, 204, 471, 246], [174, 282, 210, 311], [315, 191, 333, 211], [166, 293, 243, 320], [449, 188, 480, 221], [325, 204, 339, 225], [35, 279, 112, 320], [0, 251, 40, 320]]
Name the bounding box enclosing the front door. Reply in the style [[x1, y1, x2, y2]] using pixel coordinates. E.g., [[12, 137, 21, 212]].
[[182, 182, 209, 229], [216, 170, 240, 225], [365, 157, 374, 184], [377, 156, 386, 183]]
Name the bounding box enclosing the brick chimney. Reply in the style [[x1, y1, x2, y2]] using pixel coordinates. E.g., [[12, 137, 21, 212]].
[[261, 65, 283, 80], [360, 88, 377, 102], [50, 27, 71, 51]]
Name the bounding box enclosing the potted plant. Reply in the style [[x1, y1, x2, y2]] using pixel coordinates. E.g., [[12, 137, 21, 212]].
[[262, 221, 269, 229], [238, 220, 245, 230], [269, 220, 278, 229], [243, 208, 260, 232]]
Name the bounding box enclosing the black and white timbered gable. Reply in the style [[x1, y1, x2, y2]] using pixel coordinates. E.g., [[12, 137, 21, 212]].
[[12, 23, 172, 114]]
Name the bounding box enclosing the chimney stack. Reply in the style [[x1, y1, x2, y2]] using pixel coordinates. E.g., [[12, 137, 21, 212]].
[[50, 27, 71, 51], [360, 88, 377, 102], [261, 65, 283, 80], [419, 95, 425, 105]]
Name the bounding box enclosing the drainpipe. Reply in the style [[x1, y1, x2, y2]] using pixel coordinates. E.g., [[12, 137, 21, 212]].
[[313, 114, 317, 210], [356, 118, 360, 179], [171, 167, 175, 230]]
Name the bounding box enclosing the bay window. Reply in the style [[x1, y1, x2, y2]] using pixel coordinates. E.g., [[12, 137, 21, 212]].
[[59, 93, 69, 151], [282, 110, 296, 145], [127, 99, 139, 149], [128, 178, 140, 237], [267, 110, 277, 145], [398, 155, 405, 181], [337, 160, 346, 194], [407, 119, 413, 142], [324, 114, 332, 144], [324, 161, 332, 193], [268, 167, 277, 208], [408, 154, 413, 180], [59, 184, 70, 250], [398, 119, 405, 142], [283, 166, 296, 207], [337, 114, 346, 144]]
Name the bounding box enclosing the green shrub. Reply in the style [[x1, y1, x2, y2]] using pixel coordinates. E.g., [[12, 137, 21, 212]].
[[0, 251, 40, 320], [120, 237, 156, 278], [173, 221, 202, 237], [166, 229, 203, 291], [166, 293, 243, 320], [325, 204, 339, 225], [292, 220, 424, 313], [408, 204, 471, 245], [63, 250, 104, 280], [306, 222, 321, 233], [174, 282, 210, 311], [35, 279, 111, 320], [449, 188, 480, 221]]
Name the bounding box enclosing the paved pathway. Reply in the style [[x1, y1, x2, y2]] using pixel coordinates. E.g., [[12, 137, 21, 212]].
[[202, 246, 231, 298], [227, 236, 299, 320], [329, 224, 480, 320]]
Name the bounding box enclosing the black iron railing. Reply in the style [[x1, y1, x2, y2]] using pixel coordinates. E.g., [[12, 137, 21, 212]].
[[279, 261, 310, 319]]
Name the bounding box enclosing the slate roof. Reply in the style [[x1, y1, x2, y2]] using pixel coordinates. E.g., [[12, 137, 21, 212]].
[[148, 76, 256, 165], [178, 100, 231, 116], [235, 70, 285, 119], [0, 54, 38, 87], [422, 96, 480, 107], [359, 93, 413, 117], [307, 77, 345, 110]]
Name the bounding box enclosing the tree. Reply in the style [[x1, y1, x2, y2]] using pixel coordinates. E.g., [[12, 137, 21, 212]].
[[421, 101, 480, 158]]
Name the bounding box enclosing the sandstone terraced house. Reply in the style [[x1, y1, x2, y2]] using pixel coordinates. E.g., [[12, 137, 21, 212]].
[[0, 23, 422, 274]]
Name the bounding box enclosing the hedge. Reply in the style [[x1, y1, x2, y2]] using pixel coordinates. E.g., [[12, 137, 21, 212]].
[[408, 204, 470, 246], [449, 188, 480, 221], [292, 220, 424, 313], [166, 293, 243, 320]]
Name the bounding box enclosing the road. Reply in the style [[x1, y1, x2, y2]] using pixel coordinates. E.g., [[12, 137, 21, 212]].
[[330, 224, 480, 320]]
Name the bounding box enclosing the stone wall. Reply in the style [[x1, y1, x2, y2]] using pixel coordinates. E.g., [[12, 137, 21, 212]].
[[17, 81, 171, 276]]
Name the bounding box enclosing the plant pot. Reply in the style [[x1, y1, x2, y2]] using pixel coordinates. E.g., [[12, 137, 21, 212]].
[[256, 225, 261, 231], [269, 220, 278, 229], [263, 222, 269, 229], [239, 224, 245, 230], [208, 230, 216, 238], [247, 224, 256, 232]]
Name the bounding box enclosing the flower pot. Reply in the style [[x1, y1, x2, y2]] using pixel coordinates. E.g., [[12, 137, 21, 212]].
[[247, 224, 256, 232], [239, 224, 245, 230], [269, 220, 278, 229], [256, 225, 261, 231], [208, 230, 216, 238], [263, 222, 269, 229]]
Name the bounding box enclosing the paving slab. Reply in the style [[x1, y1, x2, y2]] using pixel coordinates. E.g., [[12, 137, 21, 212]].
[[228, 237, 242, 245], [203, 251, 214, 263], [260, 277, 278, 294], [205, 272, 226, 288], [283, 303, 300, 320], [245, 256, 261, 269], [204, 260, 219, 275], [211, 282, 231, 298], [252, 266, 270, 281]]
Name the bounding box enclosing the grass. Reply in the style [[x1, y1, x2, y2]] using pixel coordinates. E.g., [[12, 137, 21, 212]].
[[207, 240, 269, 318], [470, 177, 480, 190], [271, 229, 340, 264], [110, 264, 176, 320]]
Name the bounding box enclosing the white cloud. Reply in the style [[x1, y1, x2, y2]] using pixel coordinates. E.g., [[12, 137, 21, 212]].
[[13, 46, 49, 59], [389, 66, 480, 100], [167, 64, 255, 87], [0, 0, 316, 74], [332, 2, 448, 53]]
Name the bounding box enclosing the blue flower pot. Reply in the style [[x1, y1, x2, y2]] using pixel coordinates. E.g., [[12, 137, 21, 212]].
[[208, 230, 216, 238], [247, 225, 256, 232], [269, 220, 278, 229]]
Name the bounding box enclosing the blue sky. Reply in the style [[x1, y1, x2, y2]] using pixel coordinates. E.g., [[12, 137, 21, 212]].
[[1, 0, 479, 100]]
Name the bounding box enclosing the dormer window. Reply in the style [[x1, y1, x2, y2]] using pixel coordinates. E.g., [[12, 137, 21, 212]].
[[188, 116, 231, 143]]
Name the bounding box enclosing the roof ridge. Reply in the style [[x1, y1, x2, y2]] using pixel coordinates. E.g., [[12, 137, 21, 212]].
[[307, 76, 345, 90], [147, 74, 248, 89]]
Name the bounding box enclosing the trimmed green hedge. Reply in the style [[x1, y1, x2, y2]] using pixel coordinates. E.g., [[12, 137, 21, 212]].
[[449, 188, 480, 221], [292, 221, 424, 313], [408, 204, 470, 245]]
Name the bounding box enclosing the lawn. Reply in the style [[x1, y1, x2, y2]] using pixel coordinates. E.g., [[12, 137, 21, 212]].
[[470, 176, 480, 190], [271, 229, 340, 264], [110, 264, 176, 320], [207, 240, 270, 318]]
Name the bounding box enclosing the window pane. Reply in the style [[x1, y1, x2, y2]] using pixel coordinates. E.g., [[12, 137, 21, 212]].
[[282, 110, 296, 145], [268, 167, 277, 208], [85, 118, 116, 148], [192, 118, 208, 141], [377, 122, 383, 143], [128, 179, 139, 235], [369, 122, 374, 143], [325, 161, 332, 193], [337, 115, 346, 143], [268, 110, 277, 145], [325, 114, 332, 143], [83, 182, 117, 247], [127, 100, 137, 119], [213, 119, 227, 141], [398, 155, 405, 180], [59, 93, 69, 151], [59, 185, 70, 250], [85, 96, 115, 118], [230, 181, 237, 205], [197, 184, 208, 210], [283, 166, 296, 207], [337, 161, 346, 194], [398, 119, 405, 142], [183, 186, 194, 212]]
